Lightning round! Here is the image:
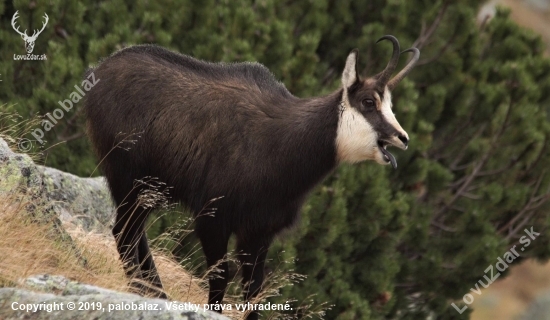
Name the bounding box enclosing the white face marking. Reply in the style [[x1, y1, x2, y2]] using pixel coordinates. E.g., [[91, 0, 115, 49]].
[[380, 88, 405, 137], [335, 86, 409, 164], [335, 92, 378, 164], [380, 87, 409, 149]]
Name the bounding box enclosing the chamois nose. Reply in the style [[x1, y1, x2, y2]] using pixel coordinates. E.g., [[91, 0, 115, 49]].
[[397, 134, 408, 148]]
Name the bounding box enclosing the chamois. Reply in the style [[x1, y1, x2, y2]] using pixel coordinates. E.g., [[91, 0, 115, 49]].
[[83, 35, 419, 319]]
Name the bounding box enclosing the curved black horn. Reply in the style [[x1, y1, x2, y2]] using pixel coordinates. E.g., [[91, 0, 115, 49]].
[[387, 47, 420, 90], [375, 35, 401, 86]]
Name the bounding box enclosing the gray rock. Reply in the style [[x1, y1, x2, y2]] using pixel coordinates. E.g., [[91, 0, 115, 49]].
[[0, 137, 118, 267], [0, 138, 87, 264], [0, 138, 49, 220], [39, 166, 115, 232], [0, 137, 116, 233], [525, 0, 550, 11], [0, 275, 229, 320], [521, 289, 550, 320], [0, 140, 228, 319]]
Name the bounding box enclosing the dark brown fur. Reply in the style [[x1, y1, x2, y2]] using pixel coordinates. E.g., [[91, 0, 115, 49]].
[[84, 44, 341, 319], [85, 38, 419, 319]]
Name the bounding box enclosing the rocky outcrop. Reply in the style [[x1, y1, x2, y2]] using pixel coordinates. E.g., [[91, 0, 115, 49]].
[[40, 166, 115, 232], [0, 139, 227, 319], [0, 138, 115, 232], [521, 289, 550, 320], [0, 275, 228, 320]]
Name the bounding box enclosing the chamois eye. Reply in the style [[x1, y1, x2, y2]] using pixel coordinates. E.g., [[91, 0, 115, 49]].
[[361, 99, 375, 111]]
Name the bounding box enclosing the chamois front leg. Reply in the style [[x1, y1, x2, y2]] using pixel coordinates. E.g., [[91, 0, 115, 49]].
[[112, 195, 166, 298], [195, 218, 231, 310], [237, 235, 273, 320]]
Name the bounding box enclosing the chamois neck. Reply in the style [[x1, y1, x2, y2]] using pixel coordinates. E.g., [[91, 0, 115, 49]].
[[303, 89, 343, 110], [294, 89, 343, 136], [278, 89, 342, 186], [290, 90, 343, 123]]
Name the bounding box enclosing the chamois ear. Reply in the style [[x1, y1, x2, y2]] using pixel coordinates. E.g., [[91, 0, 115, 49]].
[[342, 49, 359, 89]]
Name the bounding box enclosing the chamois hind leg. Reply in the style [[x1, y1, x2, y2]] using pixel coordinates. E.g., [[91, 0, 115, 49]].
[[236, 235, 273, 320], [137, 229, 165, 294], [112, 187, 166, 298], [195, 218, 231, 310]]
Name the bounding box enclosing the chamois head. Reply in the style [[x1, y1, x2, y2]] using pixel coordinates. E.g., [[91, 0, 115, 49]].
[[336, 35, 419, 168]]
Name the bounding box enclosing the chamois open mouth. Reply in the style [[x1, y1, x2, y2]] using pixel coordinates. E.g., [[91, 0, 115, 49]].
[[377, 140, 397, 169]]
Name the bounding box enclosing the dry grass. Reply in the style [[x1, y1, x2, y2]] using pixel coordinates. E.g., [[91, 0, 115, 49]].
[[0, 110, 41, 155], [0, 195, 212, 314], [0, 111, 326, 319], [0, 194, 326, 319]]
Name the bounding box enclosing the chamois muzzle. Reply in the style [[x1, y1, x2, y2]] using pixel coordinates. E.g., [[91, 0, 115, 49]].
[[377, 133, 408, 169]]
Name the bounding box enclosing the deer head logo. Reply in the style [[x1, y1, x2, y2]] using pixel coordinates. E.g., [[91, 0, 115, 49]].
[[11, 11, 49, 54]]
